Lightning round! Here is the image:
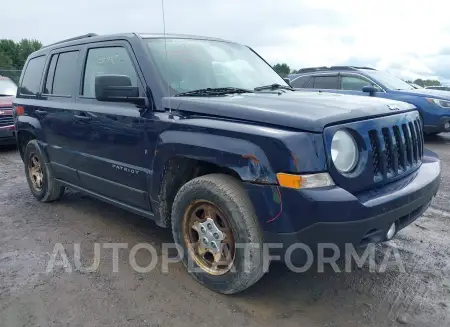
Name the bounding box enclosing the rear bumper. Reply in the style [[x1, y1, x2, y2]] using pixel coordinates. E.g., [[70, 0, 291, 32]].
[[0, 126, 16, 145], [245, 151, 441, 263]]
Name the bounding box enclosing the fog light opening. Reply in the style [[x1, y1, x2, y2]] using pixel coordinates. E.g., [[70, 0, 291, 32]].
[[386, 222, 397, 240], [445, 122, 450, 130]]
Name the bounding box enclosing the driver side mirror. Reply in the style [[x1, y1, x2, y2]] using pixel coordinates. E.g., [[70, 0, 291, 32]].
[[95, 75, 144, 106], [362, 85, 378, 96]]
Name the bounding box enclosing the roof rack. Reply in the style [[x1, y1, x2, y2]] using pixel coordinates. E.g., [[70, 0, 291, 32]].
[[296, 66, 376, 73], [43, 33, 98, 48]]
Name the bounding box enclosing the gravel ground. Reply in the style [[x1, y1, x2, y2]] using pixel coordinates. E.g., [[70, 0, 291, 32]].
[[0, 135, 449, 327]]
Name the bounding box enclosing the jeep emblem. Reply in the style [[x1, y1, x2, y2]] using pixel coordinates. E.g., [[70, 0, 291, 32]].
[[387, 104, 400, 111]]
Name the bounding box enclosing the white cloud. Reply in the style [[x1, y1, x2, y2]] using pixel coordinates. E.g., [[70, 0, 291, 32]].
[[1, 0, 450, 83]]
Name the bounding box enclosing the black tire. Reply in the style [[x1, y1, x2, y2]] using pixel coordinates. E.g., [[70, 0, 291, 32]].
[[171, 173, 265, 294], [24, 139, 65, 202]]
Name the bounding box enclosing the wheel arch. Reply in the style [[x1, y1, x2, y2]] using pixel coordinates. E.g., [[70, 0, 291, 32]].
[[150, 131, 276, 227]]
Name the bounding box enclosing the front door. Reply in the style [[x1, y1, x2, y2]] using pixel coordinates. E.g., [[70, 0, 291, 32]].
[[73, 42, 157, 212]]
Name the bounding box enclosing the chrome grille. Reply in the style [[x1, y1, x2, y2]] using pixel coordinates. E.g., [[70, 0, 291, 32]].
[[0, 115, 14, 127], [369, 117, 423, 180]]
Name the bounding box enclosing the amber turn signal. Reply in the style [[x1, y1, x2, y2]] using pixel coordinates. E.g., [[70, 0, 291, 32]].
[[276, 173, 303, 189], [15, 105, 24, 116], [277, 172, 335, 189]]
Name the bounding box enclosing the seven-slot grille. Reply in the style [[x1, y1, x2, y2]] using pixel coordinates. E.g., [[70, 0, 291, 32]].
[[368, 117, 423, 180], [0, 108, 14, 127]]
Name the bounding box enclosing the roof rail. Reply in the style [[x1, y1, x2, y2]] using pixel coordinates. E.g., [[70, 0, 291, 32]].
[[330, 66, 376, 70], [296, 66, 376, 74], [296, 66, 331, 73], [43, 33, 98, 48]]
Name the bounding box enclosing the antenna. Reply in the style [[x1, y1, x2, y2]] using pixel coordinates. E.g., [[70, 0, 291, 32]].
[[161, 0, 172, 117]]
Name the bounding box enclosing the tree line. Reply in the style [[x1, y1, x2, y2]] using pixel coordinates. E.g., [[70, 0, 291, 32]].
[[0, 39, 42, 83], [272, 62, 442, 87]]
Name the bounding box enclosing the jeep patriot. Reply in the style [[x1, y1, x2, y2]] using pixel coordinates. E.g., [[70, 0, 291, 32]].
[[13, 33, 441, 294]]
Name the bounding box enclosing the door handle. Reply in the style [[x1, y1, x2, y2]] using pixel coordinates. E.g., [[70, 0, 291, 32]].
[[73, 114, 91, 122], [35, 110, 48, 115]]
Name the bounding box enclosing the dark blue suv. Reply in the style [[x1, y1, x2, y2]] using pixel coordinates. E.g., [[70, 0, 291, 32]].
[[288, 66, 450, 135], [13, 34, 441, 294]]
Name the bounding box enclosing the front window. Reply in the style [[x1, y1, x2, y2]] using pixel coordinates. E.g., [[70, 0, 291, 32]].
[[145, 38, 287, 95], [0, 78, 17, 96], [362, 70, 413, 90]]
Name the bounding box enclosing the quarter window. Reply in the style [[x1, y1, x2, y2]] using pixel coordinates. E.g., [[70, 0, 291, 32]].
[[20, 56, 46, 96], [82, 47, 138, 98], [44, 54, 58, 94]]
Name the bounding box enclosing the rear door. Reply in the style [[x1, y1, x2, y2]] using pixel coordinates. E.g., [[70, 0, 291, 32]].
[[37, 47, 82, 184]]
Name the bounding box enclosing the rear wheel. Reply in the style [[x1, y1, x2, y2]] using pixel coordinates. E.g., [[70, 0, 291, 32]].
[[24, 140, 65, 202], [171, 174, 265, 294]]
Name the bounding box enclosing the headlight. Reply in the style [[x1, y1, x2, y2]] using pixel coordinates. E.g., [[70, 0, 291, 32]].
[[331, 130, 358, 173], [426, 98, 450, 108]]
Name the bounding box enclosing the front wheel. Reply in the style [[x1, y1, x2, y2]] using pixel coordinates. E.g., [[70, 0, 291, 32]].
[[171, 174, 265, 294]]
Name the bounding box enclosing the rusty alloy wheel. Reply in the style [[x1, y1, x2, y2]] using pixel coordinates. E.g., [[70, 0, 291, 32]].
[[28, 154, 44, 191], [182, 200, 236, 275]]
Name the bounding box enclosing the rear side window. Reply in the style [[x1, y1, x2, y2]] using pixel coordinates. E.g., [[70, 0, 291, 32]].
[[44, 51, 79, 96], [20, 56, 46, 96], [82, 47, 138, 98], [313, 76, 338, 89], [291, 75, 310, 88]]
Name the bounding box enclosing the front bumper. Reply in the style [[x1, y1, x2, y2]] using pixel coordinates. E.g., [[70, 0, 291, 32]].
[[245, 150, 441, 263], [0, 126, 16, 145], [424, 116, 450, 134]]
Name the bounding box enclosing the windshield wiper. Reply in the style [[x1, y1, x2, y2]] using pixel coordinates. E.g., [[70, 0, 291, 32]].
[[174, 87, 254, 97], [254, 83, 294, 92]]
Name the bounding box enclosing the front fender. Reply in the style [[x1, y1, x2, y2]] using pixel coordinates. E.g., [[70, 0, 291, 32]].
[[151, 130, 277, 193]]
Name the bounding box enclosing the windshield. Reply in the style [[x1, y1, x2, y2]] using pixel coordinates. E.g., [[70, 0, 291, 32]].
[[0, 78, 17, 96], [362, 70, 414, 90], [145, 38, 287, 95]]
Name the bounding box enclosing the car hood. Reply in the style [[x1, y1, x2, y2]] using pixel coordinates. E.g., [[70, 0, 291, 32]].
[[390, 88, 450, 99], [164, 91, 415, 132], [0, 96, 14, 109]]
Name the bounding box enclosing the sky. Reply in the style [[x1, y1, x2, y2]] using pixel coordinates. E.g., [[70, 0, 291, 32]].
[[2, 0, 450, 83]]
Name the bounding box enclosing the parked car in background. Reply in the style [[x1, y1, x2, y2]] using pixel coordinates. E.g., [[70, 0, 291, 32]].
[[14, 33, 441, 294], [288, 66, 450, 135], [409, 83, 423, 89], [0, 76, 17, 146], [425, 85, 450, 91]]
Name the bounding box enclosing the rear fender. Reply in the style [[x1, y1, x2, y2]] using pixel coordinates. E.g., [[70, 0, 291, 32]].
[[15, 116, 48, 161]]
